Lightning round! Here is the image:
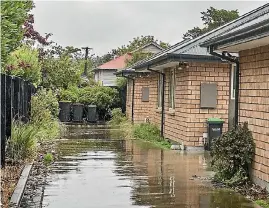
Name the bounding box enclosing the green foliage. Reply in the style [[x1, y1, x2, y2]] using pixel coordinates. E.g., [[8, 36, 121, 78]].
[[114, 35, 169, 56], [255, 199, 269, 208], [31, 88, 62, 141], [6, 120, 38, 161], [43, 153, 54, 165], [79, 86, 120, 110], [126, 51, 152, 67], [1, 0, 34, 65], [133, 123, 171, 149], [59, 86, 80, 103], [59, 85, 120, 110], [183, 7, 239, 39], [42, 55, 82, 89], [94, 35, 169, 65], [109, 108, 127, 126], [211, 122, 255, 186], [5, 45, 42, 86], [116, 77, 127, 89]]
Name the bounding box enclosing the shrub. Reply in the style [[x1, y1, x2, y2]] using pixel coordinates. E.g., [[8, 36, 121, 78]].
[[6, 120, 38, 161], [211, 122, 255, 186], [5, 45, 42, 86], [116, 77, 127, 89], [31, 88, 62, 141], [59, 86, 80, 103], [109, 108, 127, 125]]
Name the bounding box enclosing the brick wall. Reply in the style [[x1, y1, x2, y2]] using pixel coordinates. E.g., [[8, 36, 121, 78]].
[[126, 61, 230, 147], [239, 44, 269, 184]]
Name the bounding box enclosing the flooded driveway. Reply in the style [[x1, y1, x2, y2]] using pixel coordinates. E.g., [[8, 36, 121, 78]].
[[41, 127, 258, 208]]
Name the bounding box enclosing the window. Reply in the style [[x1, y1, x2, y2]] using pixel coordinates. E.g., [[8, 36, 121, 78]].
[[231, 64, 236, 99], [169, 68, 176, 109], [157, 73, 163, 108]]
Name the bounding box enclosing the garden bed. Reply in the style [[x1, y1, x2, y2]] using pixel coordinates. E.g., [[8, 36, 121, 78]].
[[1, 162, 25, 207]]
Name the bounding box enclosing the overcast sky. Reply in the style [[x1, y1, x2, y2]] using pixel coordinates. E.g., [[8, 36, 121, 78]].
[[33, 1, 267, 56]]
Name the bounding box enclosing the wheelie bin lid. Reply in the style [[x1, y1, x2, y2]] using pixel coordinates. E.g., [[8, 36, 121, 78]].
[[207, 118, 224, 124]]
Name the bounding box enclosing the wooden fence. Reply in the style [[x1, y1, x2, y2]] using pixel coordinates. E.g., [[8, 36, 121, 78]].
[[1, 74, 36, 167]]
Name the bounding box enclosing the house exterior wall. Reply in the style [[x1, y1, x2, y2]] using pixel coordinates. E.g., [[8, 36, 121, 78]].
[[126, 61, 230, 148], [239, 44, 269, 188], [140, 45, 163, 54], [94, 69, 117, 86]]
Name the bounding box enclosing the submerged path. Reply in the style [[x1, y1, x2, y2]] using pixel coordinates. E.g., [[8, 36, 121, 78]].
[[24, 127, 260, 208]]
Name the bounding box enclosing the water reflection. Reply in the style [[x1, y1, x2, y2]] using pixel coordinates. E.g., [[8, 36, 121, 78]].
[[40, 133, 258, 208]]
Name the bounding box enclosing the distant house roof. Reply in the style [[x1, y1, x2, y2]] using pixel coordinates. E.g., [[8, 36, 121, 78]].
[[132, 3, 269, 70], [95, 42, 165, 71], [96, 53, 132, 70]]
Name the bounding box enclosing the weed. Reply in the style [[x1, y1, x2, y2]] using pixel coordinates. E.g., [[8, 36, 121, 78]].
[[43, 153, 54, 165]]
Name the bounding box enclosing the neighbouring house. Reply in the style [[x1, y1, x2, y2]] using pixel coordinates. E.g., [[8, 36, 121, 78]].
[[117, 5, 269, 151], [201, 3, 269, 190], [94, 42, 164, 87]]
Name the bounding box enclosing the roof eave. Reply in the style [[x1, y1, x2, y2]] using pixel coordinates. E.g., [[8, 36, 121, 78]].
[[200, 18, 269, 49]]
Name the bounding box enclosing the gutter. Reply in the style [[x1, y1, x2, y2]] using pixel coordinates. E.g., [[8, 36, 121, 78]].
[[209, 46, 240, 128], [147, 66, 165, 138]]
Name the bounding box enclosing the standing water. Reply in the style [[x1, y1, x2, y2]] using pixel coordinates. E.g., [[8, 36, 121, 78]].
[[38, 127, 258, 208]]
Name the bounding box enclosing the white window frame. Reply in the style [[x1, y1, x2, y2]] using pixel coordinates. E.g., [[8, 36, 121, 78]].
[[230, 64, 236, 100], [169, 68, 176, 109]]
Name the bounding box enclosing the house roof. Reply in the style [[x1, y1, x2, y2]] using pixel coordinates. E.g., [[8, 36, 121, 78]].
[[131, 42, 165, 53], [95, 42, 165, 71], [133, 3, 269, 70], [200, 3, 269, 51], [96, 53, 132, 70]]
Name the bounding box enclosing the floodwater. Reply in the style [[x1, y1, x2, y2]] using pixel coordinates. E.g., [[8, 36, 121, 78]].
[[41, 127, 259, 208]]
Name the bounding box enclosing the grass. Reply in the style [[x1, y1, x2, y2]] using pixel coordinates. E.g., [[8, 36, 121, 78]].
[[255, 199, 269, 208], [132, 123, 171, 149], [109, 109, 171, 149]]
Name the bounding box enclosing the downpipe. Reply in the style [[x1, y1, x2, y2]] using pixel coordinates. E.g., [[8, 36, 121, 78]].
[[209, 46, 240, 128]]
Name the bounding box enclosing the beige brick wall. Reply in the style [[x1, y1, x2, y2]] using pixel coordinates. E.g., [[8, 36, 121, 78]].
[[126, 61, 230, 147], [239, 44, 269, 184]]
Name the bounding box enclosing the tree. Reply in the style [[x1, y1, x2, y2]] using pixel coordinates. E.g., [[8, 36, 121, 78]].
[[183, 7, 239, 39], [1, 1, 51, 65], [1, 1, 33, 65], [114, 35, 170, 56], [41, 55, 82, 89], [5, 45, 42, 86], [94, 35, 170, 66]]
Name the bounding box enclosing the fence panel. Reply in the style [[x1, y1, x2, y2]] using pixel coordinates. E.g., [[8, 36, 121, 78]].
[[1, 74, 7, 167], [1, 74, 35, 167]]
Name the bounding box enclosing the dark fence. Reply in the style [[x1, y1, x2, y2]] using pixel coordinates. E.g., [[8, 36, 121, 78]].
[[1, 73, 36, 167]]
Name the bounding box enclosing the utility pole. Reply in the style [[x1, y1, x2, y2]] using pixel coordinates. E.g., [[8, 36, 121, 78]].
[[82, 47, 92, 77]]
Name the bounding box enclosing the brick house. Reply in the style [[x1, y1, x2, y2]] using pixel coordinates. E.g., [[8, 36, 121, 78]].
[[117, 4, 269, 151], [201, 3, 269, 190]]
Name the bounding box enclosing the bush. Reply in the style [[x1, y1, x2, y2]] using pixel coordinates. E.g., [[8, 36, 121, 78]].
[[133, 123, 171, 149], [5, 45, 42, 86], [6, 120, 38, 161], [59, 86, 80, 103], [109, 108, 127, 125], [116, 77, 127, 89], [31, 88, 62, 141], [211, 122, 255, 186]]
